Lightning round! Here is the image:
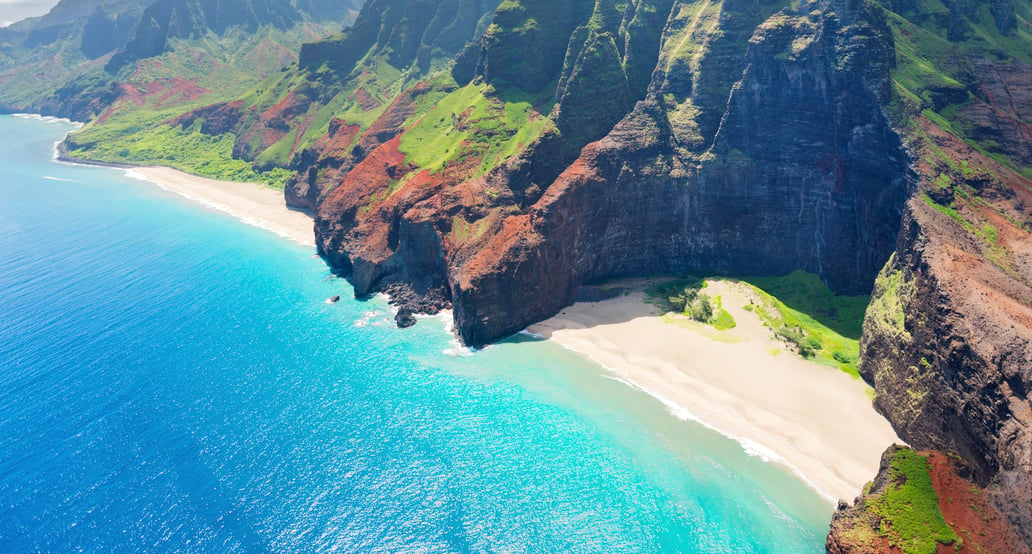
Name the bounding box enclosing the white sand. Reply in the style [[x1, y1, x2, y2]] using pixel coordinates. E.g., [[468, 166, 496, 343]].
[[527, 279, 900, 503], [127, 166, 314, 246], [115, 166, 895, 502]]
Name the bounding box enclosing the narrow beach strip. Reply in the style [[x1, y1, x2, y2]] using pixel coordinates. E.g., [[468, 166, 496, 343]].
[[528, 279, 900, 503], [124, 166, 314, 247]]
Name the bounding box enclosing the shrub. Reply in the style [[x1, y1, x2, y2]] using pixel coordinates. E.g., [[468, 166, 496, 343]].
[[688, 294, 714, 322], [833, 350, 857, 364]]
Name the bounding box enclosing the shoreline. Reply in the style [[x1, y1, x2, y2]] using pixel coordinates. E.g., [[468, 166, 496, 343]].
[[53, 139, 315, 247], [43, 117, 890, 504], [124, 166, 316, 247], [527, 279, 901, 503]]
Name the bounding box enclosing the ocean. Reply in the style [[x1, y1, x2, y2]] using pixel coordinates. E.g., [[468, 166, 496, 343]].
[[0, 114, 831, 552]]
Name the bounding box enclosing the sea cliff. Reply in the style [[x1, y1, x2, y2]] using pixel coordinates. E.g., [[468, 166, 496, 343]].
[[3, 0, 1031, 548]]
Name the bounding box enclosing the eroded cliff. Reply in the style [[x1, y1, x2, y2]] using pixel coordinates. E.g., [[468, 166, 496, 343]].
[[305, 0, 909, 343], [26, 0, 1032, 545], [829, 0, 1032, 548], [827, 445, 1026, 553]]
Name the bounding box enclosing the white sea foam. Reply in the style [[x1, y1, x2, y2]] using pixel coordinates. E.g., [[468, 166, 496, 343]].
[[442, 339, 474, 357], [352, 310, 382, 328], [42, 176, 78, 183], [427, 310, 476, 357], [13, 113, 82, 126]]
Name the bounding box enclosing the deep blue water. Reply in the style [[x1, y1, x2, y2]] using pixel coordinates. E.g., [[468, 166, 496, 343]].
[[0, 114, 831, 552]]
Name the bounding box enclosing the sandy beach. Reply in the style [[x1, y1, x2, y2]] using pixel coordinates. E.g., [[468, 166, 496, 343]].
[[126, 166, 314, 247], [528, 279, 900, 503], [112, 165, 892, 503]]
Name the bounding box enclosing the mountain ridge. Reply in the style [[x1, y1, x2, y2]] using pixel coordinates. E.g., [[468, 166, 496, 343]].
[[2, 0, 1031, 549]]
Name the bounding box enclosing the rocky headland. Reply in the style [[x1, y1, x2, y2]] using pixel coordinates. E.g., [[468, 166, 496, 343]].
[[3, 0, 1031, 549]]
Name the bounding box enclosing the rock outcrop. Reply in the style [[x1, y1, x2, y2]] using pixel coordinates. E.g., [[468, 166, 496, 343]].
[[311, 0, 910, 345], [857, 186, 1032, 546], [827, 445, 1027, 553], [833, 1, 1032, 546]]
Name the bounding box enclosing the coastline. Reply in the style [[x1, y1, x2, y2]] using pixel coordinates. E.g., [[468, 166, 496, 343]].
[[45, 117, 887, 505], [55, 141, 314, 247], [527, 279, 900, 503], [125, 167, 315, 247]]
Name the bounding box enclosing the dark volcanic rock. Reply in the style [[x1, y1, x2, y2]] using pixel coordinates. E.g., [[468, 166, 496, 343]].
[[313, 0, 909, 344], [394, 308, 417, 328], [446, 0, 908, 345], [381, 282, 451, 316], [299, 0, 496, 73], [107, 0, 301, 71], [860, 196, 1032, 545]]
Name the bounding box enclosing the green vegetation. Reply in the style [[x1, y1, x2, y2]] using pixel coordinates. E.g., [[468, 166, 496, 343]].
[[647, 271, 862, 375], [67, 119, 291, 187], [873, 0, 1032, 274], [743, 270, 869, 340], [710, 296, 737, 331], [741, 272, 866, 377], [647, 277, 736, 331], [47, 22, 345, 184], [920, 192, 1015, 274], [398, 82, 555, 176], [873, 449, 961, 554]]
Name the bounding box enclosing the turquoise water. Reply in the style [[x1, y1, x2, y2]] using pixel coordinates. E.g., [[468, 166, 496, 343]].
[[0, 114, 831, 552]]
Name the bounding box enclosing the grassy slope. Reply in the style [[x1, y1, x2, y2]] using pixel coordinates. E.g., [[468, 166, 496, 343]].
[[874, 449, 960, 554], [741, 272, 867, 378], [840, 449, 961, 554], [398, 81, 555, 177], [647, 271, 866, 377], [60, 21, 341, 186], [69, 115, 294, 187], [877, 0, 1032, 275]]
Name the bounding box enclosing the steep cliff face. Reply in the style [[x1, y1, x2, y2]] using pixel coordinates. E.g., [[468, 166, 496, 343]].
[[0, 0, 360, 121], [448, 0, 910, 344], [0, 0, 146, 118], [105, 0, 304, 71], [278, 0, 498, 212], [827, 0, 1032, 547], [862, 200, 1032, 487], [309, 0, 910, 344], [858, 177, 1032, 545]]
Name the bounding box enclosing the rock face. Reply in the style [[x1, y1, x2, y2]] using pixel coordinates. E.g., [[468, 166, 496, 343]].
[[298, 0, 494, 73], [312, 0, 910, 346], [862, 200, 1032, 488], [0, 0, 361, 120], [827, 445, 1027, 553], [284, 0, 498, 212], [838, 1, 1032, 546], [859, 195, 1032, 545], [105, 0, 300, 71]]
